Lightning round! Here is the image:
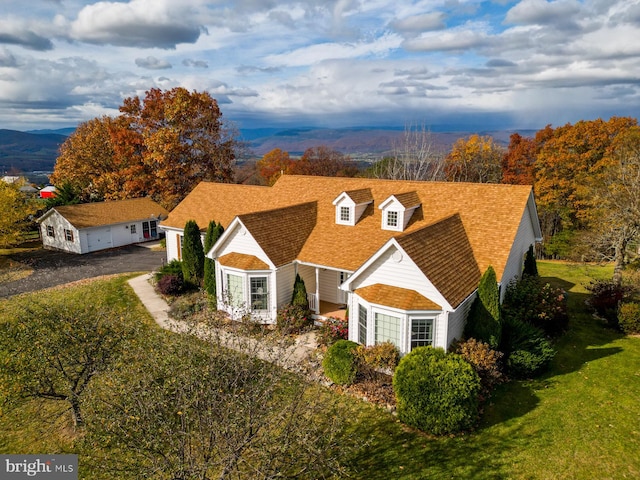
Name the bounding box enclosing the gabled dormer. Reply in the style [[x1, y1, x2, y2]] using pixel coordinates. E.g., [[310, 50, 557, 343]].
[[332, 189, 373, 226], [378, 191, 421, 232]]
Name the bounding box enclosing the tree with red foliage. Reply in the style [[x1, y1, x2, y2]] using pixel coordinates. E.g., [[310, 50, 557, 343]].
[[257, 148, 294, 185], [290, 146, 358, 177], [501, 133, 536, 185]]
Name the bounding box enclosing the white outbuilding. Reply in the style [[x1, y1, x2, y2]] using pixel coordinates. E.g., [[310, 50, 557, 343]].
[[38, 197, 169, 254]]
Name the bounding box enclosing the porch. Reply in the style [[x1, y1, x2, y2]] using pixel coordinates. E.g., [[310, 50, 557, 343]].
[[308, 293, 347, 321]]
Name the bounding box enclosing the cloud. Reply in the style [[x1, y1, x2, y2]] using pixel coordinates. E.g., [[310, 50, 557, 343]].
[[70, 0, 205, 48], [0, 48, 18, 67], [135, 56, 172, 70], [236, 65, 281, 74], [0, 19, 54, 51], [403, 28, 490, 52], [182, 58, 209, 68], [505, 0, 583, 27], [390, 12, 446, 33]]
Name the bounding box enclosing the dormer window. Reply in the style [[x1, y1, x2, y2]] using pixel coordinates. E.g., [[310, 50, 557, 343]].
[[340, 206, 351, 223], [386, 211, 398, 228], [333, 189, 373, 226], [379, 191, 421, 232]]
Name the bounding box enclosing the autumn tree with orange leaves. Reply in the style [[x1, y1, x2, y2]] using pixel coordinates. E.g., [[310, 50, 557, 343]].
[[290, 146, 359, 178], [501, 133, 536, 185], [444, 134, 503, 183], [257, 148, 294, 185], [51, 88, 236, 209]]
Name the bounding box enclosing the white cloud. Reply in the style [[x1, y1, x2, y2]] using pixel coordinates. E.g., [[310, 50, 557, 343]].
[[135, 56, 172, 70]]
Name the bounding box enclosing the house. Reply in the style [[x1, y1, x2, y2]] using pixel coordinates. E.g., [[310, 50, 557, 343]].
[[160, 175, 541, 354], [38, 198, 169, 254], [39, 185, 57, 199]]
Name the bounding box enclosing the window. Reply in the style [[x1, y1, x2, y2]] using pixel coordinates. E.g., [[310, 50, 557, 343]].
[[142, 221, 150, 238], [340, 206, 350, 222], [46, 225, 55, 238], [226, 274, 244, 308], [358, 305, 368, 345], [64, 229, 74, 242], [375, 312, 402, 349], [411, 318, 434, 350], [130, 224, 137, 234], [250, 277, 268, 310], [150, 220, 157, 237], [386, 211, 398, 228]]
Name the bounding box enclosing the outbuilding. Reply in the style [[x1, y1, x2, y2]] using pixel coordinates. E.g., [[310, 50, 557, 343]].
[[38, 198, 169, 254]]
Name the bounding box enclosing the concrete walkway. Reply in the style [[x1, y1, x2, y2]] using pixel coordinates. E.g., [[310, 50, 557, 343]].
[[127, 274, 320, 374]]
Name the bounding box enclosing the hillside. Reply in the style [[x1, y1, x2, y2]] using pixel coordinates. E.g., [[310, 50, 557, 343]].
[[0, 129, 66, 173]]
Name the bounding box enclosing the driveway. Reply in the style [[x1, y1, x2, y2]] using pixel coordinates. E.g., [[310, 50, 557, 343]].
[[0, 243, 166, 298]]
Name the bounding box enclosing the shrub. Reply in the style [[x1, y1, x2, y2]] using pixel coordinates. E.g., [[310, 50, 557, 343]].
[[500, 314, 556, 379], [618, 302, 640, 335], [503, 276, 568, 337], [169, 292, 208, 320], [317, 317, 348, 346], [276, 304, 312, 334], [354, 342, 400, 372], [156, 274, 185, 296], [322, 340, 359, 385], [203, 220, 224, 301], [181, 220, 204, 286], [465, 266, 501, 348], [523, 244, 538, 277], [393, 347, 481, 435], [291, 274, 309, 309], [586, 280, 633, 328], [452, 338, 503, 391], [154, 259, 183, 283]]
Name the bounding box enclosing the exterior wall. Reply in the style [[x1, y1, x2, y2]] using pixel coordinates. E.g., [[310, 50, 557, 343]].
[[446, 292, 476, 347], [296, 264, 318, 294], [40, 213, 81, 253], [276, 263, 296, 308], [215, 225, 269, 261], [348, 244, 451, 310], [318, 268, 342, 304], [347, 293, 445, 354], [163, 228, 182, 262], [500, 201, 538, 301]]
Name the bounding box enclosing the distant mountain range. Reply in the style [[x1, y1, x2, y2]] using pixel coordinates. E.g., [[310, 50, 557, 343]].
[[0, 126, 537, 175]]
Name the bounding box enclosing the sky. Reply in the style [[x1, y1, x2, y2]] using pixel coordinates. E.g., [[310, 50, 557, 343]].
[[0, 0, 639, 132]]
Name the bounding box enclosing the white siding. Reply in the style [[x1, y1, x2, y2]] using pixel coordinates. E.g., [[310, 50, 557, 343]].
[[215, 225, 271, 266], [86, 226, 113, 252], [500, 202, 538, 301], [349, 244, 451, 310], [40, 212, 81, 254], [296, 264, 317, 293], [164, 229, 181, 262], [446, 292, 476, 348], [318, 269, 341, 303], [276, 263, 296, 308]]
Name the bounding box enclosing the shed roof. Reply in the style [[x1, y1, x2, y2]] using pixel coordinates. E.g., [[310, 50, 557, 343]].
[[40, 197, 168, 229]]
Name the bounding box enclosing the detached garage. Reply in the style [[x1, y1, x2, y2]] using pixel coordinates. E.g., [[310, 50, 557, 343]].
[[38, 198, 169, 254]]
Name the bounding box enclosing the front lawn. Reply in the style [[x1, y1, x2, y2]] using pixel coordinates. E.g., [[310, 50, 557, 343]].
[[1, 262, 639, 479]]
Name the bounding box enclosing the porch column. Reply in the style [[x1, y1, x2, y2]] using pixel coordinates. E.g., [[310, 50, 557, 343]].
[[314, 267, 320, 314]]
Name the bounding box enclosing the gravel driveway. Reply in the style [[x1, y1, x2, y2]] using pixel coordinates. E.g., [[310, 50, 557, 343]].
[[0, 243, 167, 298]]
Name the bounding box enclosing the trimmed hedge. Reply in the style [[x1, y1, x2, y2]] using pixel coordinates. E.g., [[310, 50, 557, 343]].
[[322, 340, 359, 385], [393, 347, 481, 435]]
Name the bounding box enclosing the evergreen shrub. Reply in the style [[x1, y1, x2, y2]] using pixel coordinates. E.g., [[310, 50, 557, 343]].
[[322, 340, 359, 385], [500, 314, 555, 379], [181, 220, 204, 286], [465, 266, 501, 349], [393, 347, 481, 435]]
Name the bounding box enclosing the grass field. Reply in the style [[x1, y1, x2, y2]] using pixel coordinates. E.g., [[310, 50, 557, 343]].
[[1, 262, 638, 479]]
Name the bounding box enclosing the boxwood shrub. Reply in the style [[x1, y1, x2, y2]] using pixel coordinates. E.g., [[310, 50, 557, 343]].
[[322, 340, 359, 385], [393, 347, 481, 435]]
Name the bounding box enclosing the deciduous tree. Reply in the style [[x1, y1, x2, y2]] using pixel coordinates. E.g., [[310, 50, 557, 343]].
[[502, 133, 536, 185], [51, 88, 237, 209], [290, 146, 358, 177], [0, 180, 38, 248], [256, 148, 294, 185], [444, 134, 503, 183], [0, 297, 140, 427]]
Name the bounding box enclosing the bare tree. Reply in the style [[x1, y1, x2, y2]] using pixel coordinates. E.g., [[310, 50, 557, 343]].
[[368, 123, 445, 181]]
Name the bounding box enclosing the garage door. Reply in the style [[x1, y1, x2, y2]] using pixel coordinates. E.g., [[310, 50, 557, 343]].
[[87, 227, 112, 252]]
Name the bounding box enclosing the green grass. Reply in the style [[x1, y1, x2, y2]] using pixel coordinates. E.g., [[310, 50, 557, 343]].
[[1, 264, 639, 479]]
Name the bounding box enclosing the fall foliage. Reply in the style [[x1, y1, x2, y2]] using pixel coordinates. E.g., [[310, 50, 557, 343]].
[[51, 88, 236, 209], [501, 133, 536, 185], [257, 148, 294, 185], [444, 134, 503, 183], [0, 179, 38, 248], [290, 146, 358, 177]]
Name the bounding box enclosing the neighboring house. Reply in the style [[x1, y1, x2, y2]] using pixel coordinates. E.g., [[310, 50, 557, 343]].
[[38, 198, 169, 254], [160, 175, 541, 354], [39, 185, 57, 199]]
